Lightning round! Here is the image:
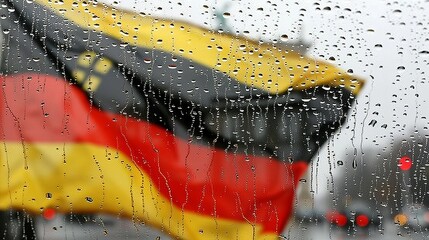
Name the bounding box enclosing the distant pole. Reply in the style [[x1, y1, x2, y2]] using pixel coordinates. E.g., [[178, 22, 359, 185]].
[[399, 156, 412, 208]]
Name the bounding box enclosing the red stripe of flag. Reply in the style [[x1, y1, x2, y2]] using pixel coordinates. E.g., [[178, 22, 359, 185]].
[[0, 74, 307, 233]]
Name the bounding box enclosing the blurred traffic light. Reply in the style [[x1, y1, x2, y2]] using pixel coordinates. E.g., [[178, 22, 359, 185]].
[[399, 156, 412, 171]]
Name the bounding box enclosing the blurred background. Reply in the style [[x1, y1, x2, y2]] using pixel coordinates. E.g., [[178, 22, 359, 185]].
[[1, 0, 429, 239]]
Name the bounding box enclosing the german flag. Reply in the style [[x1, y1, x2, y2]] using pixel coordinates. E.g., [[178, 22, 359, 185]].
[[0, 0, 363, 239]]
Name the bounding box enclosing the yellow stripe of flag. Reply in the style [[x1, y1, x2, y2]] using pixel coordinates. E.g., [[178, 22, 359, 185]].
[[0, 142, 277, 240], [35, 0, 363, 95]]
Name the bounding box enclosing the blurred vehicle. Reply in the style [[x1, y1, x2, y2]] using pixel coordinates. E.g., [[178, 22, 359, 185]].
[[327, 202, 382, 234], [395, 203, 429, 231]]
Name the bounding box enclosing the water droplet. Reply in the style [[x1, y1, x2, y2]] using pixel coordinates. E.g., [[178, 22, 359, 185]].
[[419, 50, 429, 57], [85, 196, 93, 203], [280, 34, 288, 42], [322, 85, 331, 91], [46, 192, 52, 199], [168, 64, 177, 69]]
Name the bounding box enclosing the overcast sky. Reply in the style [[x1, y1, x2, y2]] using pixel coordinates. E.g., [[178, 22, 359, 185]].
[[100, 0, 428, 202]]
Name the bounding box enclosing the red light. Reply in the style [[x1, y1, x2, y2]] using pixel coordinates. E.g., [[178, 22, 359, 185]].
[[336, 214, 348, 227], [43, 208, 56, 220], [399, 156, 412, 171], [326, 211, 347, 227], [356, 214, 369, 227]]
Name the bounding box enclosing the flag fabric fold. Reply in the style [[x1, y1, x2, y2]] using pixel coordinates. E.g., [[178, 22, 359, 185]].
[[0, 0, 363, 239]]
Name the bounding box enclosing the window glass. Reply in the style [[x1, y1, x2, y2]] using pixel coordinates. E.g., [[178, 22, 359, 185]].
[[0, 0, 426, 239]]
